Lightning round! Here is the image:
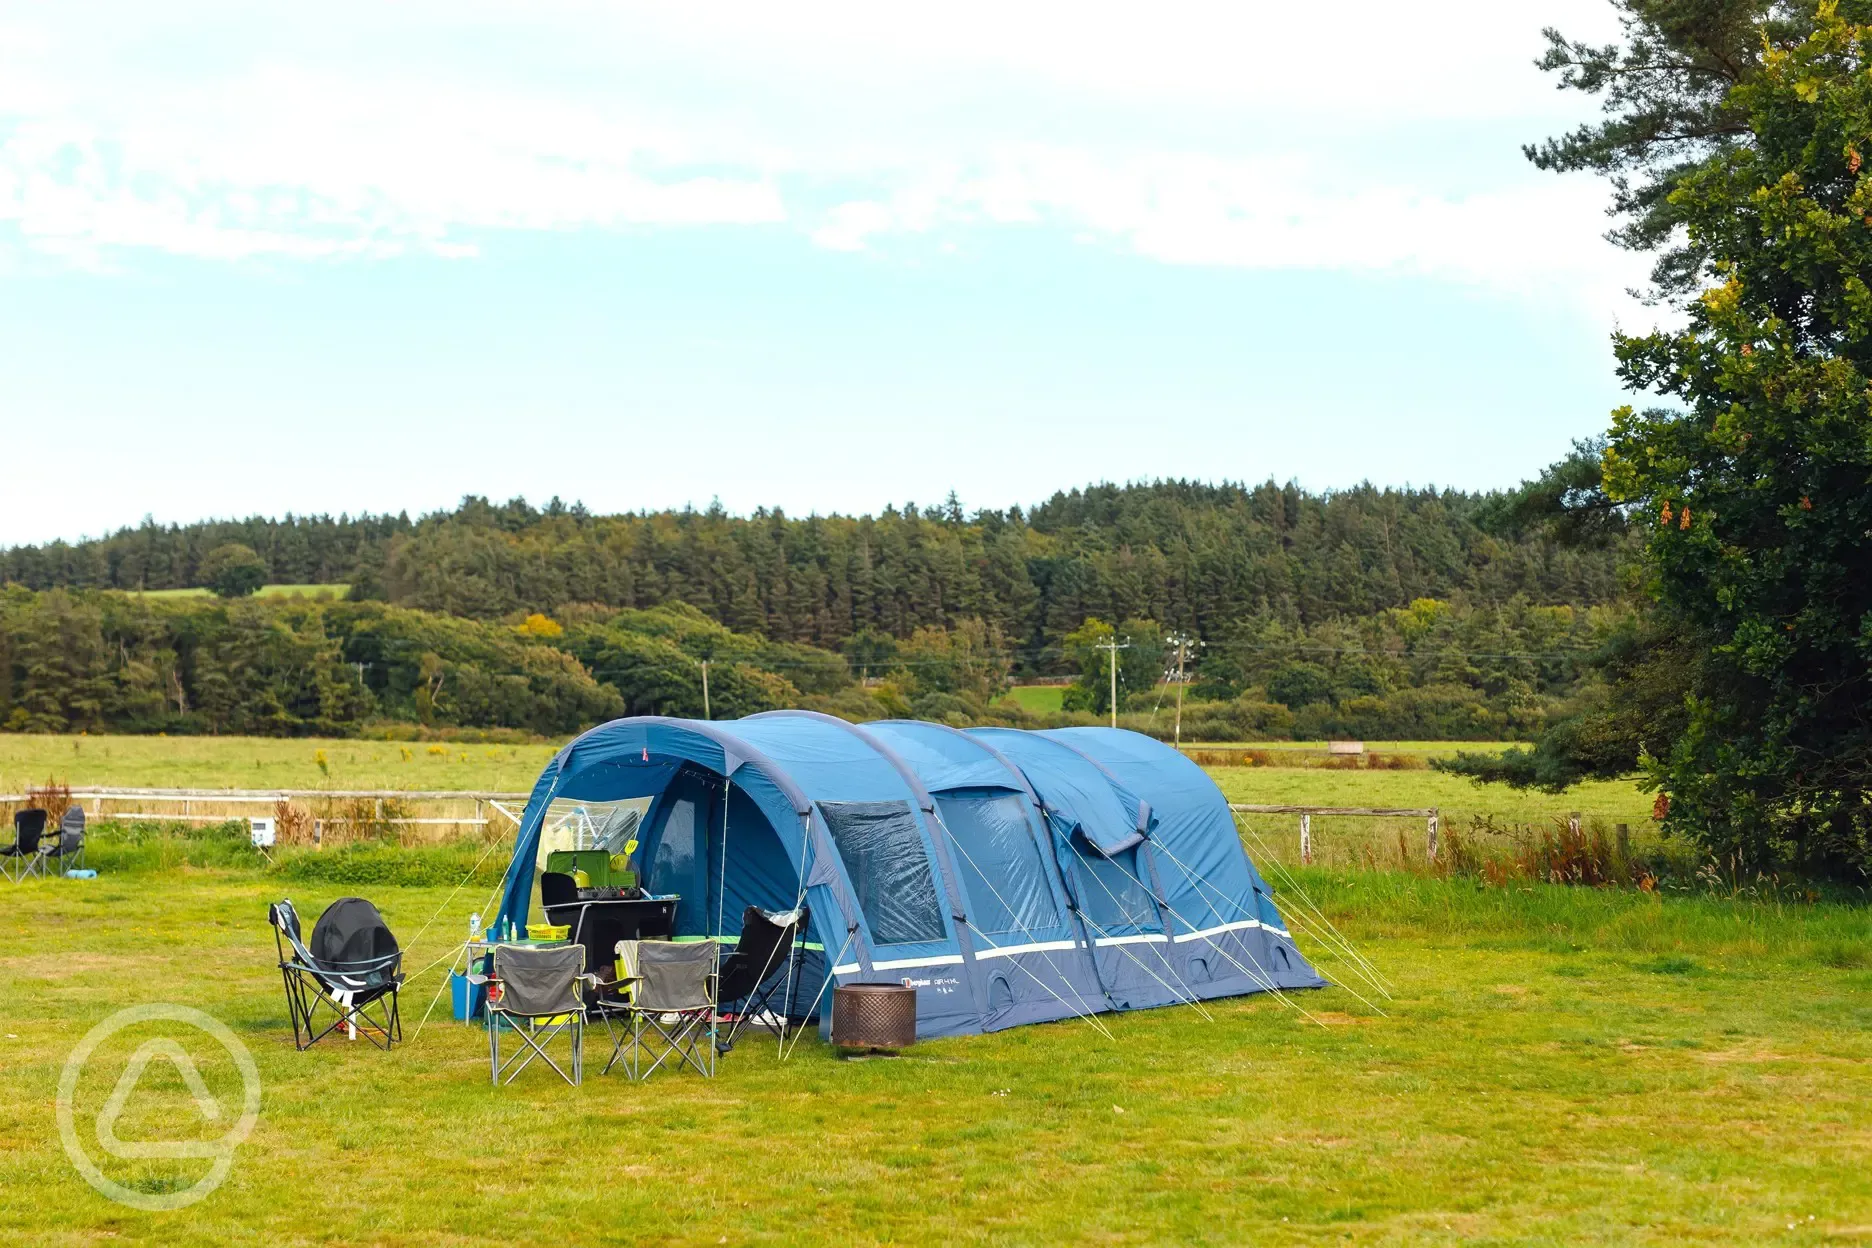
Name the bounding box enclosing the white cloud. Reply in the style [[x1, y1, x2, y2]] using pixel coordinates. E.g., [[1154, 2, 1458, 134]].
[[0, 1, 1643, 311]]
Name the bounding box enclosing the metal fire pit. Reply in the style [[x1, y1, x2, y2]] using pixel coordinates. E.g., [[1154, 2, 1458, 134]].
[[831, 982, 917, 1051]]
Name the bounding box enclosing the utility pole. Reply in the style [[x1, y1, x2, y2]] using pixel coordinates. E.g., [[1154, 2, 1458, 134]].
[[1165, 631, 1203, 747], [1096, 636, 1131, 729], [699, 659, 711, 720]]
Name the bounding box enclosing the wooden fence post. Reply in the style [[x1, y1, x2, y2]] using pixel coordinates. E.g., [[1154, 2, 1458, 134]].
[[1299, 812, 1312, 866], [1616, 823, 1630, 858], [1568, 811, 1581, 838], [1427, 809, 1440, 862]]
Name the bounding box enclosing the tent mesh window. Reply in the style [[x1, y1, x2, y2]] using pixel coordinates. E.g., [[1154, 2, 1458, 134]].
[[818, 800, 946, 946], [649, 793, 699, 896], [935, 791, 1060, 936]]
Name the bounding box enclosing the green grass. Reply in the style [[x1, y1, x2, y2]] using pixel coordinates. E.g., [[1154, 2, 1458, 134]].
[[1005, 685, 1066, 714], [1208, 766, 1656, 827], [134, 584, 350, 600], [2, 867, 1867, 1245]]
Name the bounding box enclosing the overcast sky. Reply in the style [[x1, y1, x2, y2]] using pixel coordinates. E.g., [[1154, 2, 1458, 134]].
[[0, 1, 1648, 545]]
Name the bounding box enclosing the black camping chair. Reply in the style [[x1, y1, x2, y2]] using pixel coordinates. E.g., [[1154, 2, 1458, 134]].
[[598, 939, 719, 1080], [472, 943, 598, 1086], [270, 897, 405, 1051], [2, 810, 49, 883], [40, 807, 85, 874], [713, 905, 811, 1053]]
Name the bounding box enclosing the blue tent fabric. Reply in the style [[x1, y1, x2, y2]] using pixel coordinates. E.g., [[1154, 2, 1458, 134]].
[[494, 715, 1322, 1040]]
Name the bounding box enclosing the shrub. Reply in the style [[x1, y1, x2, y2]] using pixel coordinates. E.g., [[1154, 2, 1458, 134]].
[[86, 819, 267, 873]]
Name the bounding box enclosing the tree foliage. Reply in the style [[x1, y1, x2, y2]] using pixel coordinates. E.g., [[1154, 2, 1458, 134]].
[[1609, 5, 1872, 874], [1464, 1, 1872, 876], [1208, 595, 1634, 741], [1061, 617, 1165, 716], [1524, 0, 1827, 299], [1475, 438, 1636, 548], [199, 543, 268, 598], [1, 481, 1626, 672]]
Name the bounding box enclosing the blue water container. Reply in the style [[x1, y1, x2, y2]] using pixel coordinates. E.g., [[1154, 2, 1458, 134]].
[[450, 972, 485, 1022]]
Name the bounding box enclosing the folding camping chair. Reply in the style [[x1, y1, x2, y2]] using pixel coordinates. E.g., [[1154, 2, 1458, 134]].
[[713, 905, 810, 1053], [599, 939, 718, 1079], [2, 810, 48, 883], [472, 944, 598, 1087], [39, 807, 85, 874], [269, 898, 405, 1051]]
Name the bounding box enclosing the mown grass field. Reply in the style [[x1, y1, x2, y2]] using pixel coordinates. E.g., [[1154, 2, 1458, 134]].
[[2, 866, 1868, 1245], [1004, 685, 1066, 714], [0, 735, 555, 794]]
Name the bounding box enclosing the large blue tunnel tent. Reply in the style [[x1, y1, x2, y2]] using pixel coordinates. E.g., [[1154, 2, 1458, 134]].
[[493, 713, 1324, 1039]]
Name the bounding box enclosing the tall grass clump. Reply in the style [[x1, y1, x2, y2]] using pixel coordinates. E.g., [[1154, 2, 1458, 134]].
[[27, 778, 74, 823]]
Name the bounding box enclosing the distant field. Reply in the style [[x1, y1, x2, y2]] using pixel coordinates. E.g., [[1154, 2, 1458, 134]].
[[135, 584, 350, 601], [1005, 685, 1066, 714], [0, 735, 555, 793], [1209, 766, 1663, 870]]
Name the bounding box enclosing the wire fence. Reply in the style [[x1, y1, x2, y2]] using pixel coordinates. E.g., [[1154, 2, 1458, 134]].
[[0, 786, 527, 847]]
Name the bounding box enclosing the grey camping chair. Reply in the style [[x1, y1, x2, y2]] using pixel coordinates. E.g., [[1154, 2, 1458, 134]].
[[2, 810, 49, 883], [39, 807, 85, 874], [598, 939, 718, 1080], [471, 944, 598, 1087]]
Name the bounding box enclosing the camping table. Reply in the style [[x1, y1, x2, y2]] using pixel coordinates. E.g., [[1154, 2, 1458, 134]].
[[541, 895, 680, 988], [466, 936, 567, 956]]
